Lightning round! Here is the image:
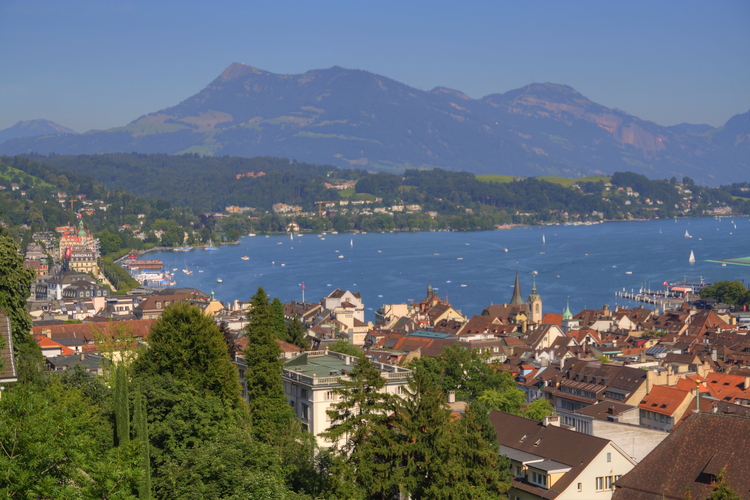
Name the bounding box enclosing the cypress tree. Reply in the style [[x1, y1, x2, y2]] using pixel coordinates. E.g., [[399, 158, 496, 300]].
[[270, 297, 286, 340], [243, 287, 296, 445], [132, 390, 152, 499], [286, 317, 310, 349], [114, 364, 130, 447]]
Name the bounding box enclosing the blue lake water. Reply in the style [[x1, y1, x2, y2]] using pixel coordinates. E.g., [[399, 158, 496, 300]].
[[149, 217, 750, 321]]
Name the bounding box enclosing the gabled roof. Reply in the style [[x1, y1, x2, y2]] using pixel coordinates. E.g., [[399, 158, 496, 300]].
[[491, 412, 623, 498], [638, 385, 693, 417], [613, 413, 750, 500]]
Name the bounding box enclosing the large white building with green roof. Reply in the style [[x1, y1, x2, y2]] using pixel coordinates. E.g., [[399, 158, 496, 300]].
[[282, 350, 412, 447]]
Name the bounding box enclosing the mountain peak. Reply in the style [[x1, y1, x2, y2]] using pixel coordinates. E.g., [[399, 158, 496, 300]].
[[0, 119, 77, 145], [217, 62, 267, 82]]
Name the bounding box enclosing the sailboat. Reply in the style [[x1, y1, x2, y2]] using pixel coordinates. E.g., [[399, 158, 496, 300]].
[[290, 232, 293, 241], [503, 247, 509, 253], [350, 238, 353, 248], [659, 228, 662, 234], [684, 230, 692, 238], [689, 250, 696, 264], [542, 234, 546, 245]]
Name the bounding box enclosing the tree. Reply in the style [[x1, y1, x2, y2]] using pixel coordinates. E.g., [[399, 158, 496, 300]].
[[478, 387, 526, 415], [328, 339, 363, 357], [0, 233, 41, 381], [133, 302, 241, 406], [286, 317, 310, 350], [271, 297, 286, 340], [132, 390, 152, 500], [243, 287, 297, 446], [523, 397, 554, 421], [322, 355, 399, 500], [114, 364, 131, 447], [709, 468, 741, 500]]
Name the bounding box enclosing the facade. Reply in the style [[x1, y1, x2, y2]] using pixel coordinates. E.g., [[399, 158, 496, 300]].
[[282, 351, 411, 447], [491, 412, 636, 499]]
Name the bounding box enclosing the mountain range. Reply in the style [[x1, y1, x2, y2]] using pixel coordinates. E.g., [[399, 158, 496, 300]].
[[1, 64, 748, 185], [0, 119, 77, 145]]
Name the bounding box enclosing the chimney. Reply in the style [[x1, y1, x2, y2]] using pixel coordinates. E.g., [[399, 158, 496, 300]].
[[745, 377, 750, 391], [448, 391, 456, 404], [646, 370, 655, 394], [345, 356, 350, 366], [542, 415, 560, 427], [80, 353, 85, 361], [711, 349, 718, 362], [607, 406, 615, 415]]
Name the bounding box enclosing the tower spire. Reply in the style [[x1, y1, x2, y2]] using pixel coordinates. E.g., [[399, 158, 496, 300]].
[[510, 264, 524, 305]]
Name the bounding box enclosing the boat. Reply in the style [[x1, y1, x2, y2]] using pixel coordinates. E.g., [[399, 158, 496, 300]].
[[248, 233, 256, 237], [503, 247, 508, 253], [684, 230, 692, 238], [290, 233, 293, 240], [659, 228, 662, 234], [205, 238, 217, 250], [542, 234, 546, 244], [689, 250, 696, 264], [216, 278, 223, 283], [625, 271, 633, 275], [241, 256, 250, 261], [338, 255, 344, 259], [350, 239, 353, 247]]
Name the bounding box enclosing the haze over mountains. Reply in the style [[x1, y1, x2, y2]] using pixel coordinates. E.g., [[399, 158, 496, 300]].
[[1, 63, 748, 185]]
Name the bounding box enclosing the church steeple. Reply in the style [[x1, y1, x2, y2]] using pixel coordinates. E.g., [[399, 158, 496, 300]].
[[527, 271, 542, 323], [563, 300, 573, 320], [510, 267, 524, 305]]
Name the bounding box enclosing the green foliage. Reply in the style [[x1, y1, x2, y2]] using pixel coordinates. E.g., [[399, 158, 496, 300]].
[[523, 397, 555, 421], [328, 339, 363, 357], [409, 344, 518, 403], [100, 256, 140, 293], [322, 355, 399, 499], [133, 302, 241, 406], [286, 317, 310, 350], [132, 390, 152, 499], [0, 380, 139, 498], [479, 387, 526, 415], [709, 468, 741, 500], [271, 297, 287, 340], [243, 287, 298, 447], [0, 233, 42, 379], [114, 364, 131, 447], [700, 280, 749, 306]]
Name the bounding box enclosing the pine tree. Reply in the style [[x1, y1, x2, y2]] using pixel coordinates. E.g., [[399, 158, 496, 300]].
[[322, 355, 399, 500], [132, 390, 152, 499], [114, 364, 130, 447], [709, 468, 741, 500]]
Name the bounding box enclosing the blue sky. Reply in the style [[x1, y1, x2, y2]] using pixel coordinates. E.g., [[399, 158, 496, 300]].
[[1, 0, 748, 132]]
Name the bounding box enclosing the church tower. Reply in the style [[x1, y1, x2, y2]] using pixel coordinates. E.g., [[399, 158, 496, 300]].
[[509, 268, 524, 305], [527, 271, 542, 324]]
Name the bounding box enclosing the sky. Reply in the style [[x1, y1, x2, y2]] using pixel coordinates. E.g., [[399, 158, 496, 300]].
[[1, 0, 749, 132]]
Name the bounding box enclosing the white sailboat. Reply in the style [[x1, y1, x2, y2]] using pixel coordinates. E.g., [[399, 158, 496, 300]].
[[689, 250, 696, 264], [684, 230, 692, 238], [542, 234, 546, 245], [350, 238, 353, 248], [503, 247, 508, 253]]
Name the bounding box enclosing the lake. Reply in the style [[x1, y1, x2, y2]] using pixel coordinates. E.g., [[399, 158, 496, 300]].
[[148, 217, 750, 321]]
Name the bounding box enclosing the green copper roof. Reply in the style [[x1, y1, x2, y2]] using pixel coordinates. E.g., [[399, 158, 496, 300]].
[[563, 301, 573, 320]]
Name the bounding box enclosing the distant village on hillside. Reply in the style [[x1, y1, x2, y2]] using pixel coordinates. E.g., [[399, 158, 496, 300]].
[[6, 221, 750, 499]]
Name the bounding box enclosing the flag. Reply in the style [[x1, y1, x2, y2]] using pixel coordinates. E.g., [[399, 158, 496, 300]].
[[300, 282, 305, 290], [663, 281, 668, 286]]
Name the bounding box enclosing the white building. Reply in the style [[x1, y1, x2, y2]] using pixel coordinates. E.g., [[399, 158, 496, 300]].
[[282, 351, 411, 447]]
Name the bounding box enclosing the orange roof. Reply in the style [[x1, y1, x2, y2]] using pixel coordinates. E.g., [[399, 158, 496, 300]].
[[34, 335, 75, 355], [639, 385, 693, 416], [542, 313, 563, 327], [705, 372, 750, 403]]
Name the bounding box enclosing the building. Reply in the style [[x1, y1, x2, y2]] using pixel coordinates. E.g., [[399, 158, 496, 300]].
[[491, 412, 636, 499], [613, 412, 750, 499], [282, 351, 411, 447]]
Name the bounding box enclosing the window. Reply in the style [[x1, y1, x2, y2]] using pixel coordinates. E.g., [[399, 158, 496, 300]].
[[606, 476, 614, 489], [326, 391, 335, 400], [301, 403, 309, 420], [300, 388, 308, 400], [397, 386, 404, 395], [607, 452, 611, 462], [156, 301, 162, 309], [530, 471, 547, 488], [514, 465, 523, 477], [596, 476, 616, 491], [596, 477, 604, 491], [577, 482, 582, 492]]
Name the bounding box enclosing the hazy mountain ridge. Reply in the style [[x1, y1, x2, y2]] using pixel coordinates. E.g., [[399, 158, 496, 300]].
[[0, 119, 77, 144], [1, 63, 747, 184]]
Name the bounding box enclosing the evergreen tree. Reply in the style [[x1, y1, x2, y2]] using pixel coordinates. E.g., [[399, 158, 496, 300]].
[[286, 316, 310, 349], [270, 297, 287, 340], [133, 302, 241, 406], [133, 390, 152, 499], [322, 355, 399, 500], [114, 364, 130, 447], [218, 321, 237, 361], [243, 287, 296, 445], [709, 468, 741, 500]]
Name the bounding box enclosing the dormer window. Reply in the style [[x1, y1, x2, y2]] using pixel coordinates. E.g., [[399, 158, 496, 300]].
[[530, 471, 548, 488]]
